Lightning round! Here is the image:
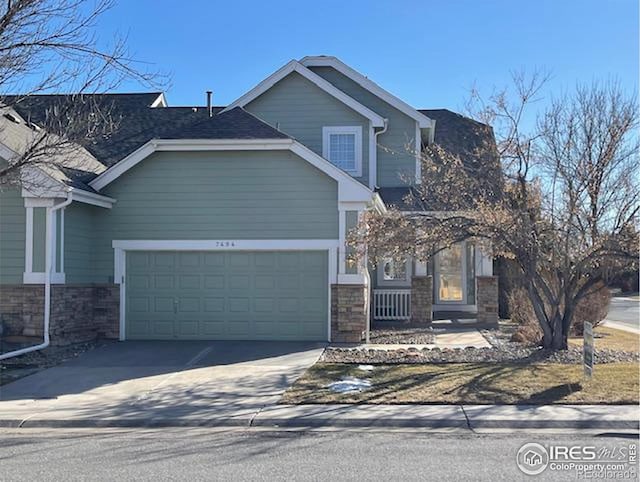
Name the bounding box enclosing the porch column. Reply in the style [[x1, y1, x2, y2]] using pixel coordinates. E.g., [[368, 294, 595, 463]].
[[410, 275, 433, 324], [476, 276, 498, 324], [331, 284, 366, 343]]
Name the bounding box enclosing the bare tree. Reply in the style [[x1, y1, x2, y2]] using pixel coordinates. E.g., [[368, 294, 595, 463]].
[[355, 75, 639, 350], [0, 0, 163, 187]]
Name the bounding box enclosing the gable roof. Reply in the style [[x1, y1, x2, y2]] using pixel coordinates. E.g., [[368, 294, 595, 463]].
[[0, 105, 106, 191], [89, 137, 374, 205], [221, 60, 386, 127], [3, 92, 165, 116], [379, 109, 501, 211], [419, 109, 499, 170], [4, 93, 290, 197], [300, 56, 434, 128], [7, 94, 288, 167]]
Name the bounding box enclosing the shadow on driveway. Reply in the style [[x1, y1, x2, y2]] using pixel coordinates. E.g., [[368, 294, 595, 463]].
[[0, 341, 325, 424]]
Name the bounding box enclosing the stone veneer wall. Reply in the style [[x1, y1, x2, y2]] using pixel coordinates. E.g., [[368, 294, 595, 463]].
[[330, 284, 366, 343], [0, 284, 119, 345], [476, 276, 499, 324], [410, 275, 433, 324]]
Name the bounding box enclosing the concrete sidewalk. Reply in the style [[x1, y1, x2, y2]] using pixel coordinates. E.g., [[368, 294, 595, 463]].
[[1, 402, 637, 430], [602, 320, 640, 334]]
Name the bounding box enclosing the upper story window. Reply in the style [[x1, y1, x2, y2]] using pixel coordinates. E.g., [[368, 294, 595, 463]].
[[322, 126, 362, 177]]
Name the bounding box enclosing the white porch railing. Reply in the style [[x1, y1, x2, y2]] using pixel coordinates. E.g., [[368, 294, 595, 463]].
[[373, 289, 411, 321]]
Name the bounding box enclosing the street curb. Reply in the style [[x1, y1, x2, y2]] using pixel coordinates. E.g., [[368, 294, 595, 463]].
[[0, 418, 253, 429], [251, 418, 469, 429], [466, 420, 639, 430], [0, 417, 637, 430]]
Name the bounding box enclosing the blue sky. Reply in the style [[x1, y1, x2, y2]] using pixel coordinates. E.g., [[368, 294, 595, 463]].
[[99, 0, 638, 112]]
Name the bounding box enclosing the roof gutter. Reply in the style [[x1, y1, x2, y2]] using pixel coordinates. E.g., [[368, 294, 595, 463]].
[[0, 195, 73, 360]]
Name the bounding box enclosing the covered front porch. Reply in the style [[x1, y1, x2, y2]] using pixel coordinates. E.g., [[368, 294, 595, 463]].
[[370, 242, 499, 326]]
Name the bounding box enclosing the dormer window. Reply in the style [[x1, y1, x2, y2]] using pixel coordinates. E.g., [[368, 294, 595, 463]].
[[322, 126, 362, 176]]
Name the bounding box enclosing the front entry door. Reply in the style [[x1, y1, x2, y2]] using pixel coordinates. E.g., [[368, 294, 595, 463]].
[[436, 244, 466, 303]]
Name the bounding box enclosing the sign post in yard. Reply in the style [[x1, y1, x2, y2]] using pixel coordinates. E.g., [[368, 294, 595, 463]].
[[583, 321, 594, 379]]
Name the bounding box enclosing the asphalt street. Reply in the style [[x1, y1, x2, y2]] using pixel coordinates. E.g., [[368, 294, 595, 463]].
[[0, 428, 637, 481], [607, 296, 640, 330]]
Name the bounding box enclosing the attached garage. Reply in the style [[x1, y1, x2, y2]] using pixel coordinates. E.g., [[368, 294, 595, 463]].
[[124, 249, 329, 341]]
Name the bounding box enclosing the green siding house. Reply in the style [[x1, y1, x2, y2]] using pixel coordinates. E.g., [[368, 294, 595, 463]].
[[0, 56, 499, 346]]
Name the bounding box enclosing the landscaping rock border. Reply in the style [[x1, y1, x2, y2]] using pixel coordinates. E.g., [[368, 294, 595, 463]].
[[368, 328, 437, 345], [322, 345, 639, 365]]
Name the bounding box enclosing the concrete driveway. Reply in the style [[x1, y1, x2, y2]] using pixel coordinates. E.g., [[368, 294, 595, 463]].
[[0, 341, 325, 427]]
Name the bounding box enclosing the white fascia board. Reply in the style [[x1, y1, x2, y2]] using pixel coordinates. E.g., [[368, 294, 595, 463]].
[[89, 141, 155, 191], [69, 188, 115, 209], [89, 136, 374, 206], [372, 193, 388, 214], [300, 56, 435, 128], [112, 239, 340, 251], [89, 139, 294, 191], [288, 142, 373, 204], [23, 197, 56, 207], [154, 139, 293, 151], [150, 93, 167, 108], [221, 60, 385, 127]]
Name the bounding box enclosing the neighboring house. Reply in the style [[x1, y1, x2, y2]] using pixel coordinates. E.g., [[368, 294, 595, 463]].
[[0, 56, 499, 345]]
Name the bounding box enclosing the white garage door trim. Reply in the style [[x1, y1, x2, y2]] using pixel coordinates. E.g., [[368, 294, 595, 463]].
[[112, 239, 339, 341]]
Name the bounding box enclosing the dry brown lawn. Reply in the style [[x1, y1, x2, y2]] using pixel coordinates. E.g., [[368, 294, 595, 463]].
[[281, 362, 639, 405], [569, 326, 639, 353]]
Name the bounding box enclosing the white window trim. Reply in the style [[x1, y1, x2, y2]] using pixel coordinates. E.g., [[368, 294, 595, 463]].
[[22, 197, 66, 285], [377, 257, 412, 287], [112, 239, 344, 343], [322, 126, 363, 177], [22, 199, 67, 284]]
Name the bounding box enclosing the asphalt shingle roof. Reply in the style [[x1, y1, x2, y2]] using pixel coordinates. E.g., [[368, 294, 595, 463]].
[[4, 93, 289, 169], [3, 94, 499, 202], [377, 109, 501, 210]]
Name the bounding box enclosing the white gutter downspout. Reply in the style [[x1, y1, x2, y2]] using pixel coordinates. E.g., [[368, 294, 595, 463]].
[[0, 195, 72, 361], [369, 119, 388, 189]]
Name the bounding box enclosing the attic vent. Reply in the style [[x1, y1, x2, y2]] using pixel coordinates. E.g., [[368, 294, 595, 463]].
[[3, 113, 20, 124]]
